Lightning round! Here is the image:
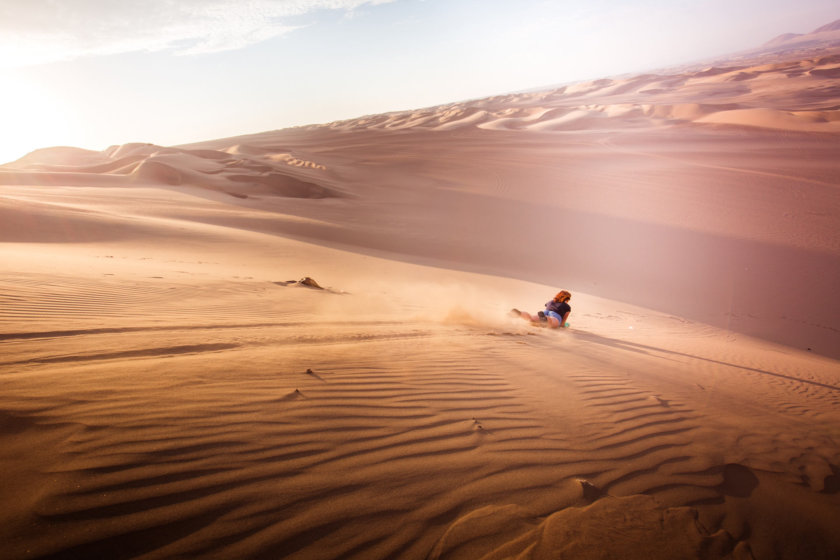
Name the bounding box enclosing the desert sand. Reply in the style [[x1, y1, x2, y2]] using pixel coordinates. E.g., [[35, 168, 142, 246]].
[[1, 34, 839, 560]]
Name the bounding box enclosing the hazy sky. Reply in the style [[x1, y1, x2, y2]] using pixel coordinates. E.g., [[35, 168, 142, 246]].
[[0, 0, 837, 163]]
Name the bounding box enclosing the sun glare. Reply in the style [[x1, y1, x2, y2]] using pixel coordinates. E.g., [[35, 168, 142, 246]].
[[0, 73, 76, 165]]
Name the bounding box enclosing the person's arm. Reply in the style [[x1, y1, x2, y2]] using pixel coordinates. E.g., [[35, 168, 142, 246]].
[[560, 311, 570, 326]]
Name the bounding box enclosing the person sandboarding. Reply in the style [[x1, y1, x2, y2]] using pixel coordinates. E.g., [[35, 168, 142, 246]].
[[510, 290, 571, 328]]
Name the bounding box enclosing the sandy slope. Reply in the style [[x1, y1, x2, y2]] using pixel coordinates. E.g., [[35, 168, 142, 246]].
[[1, 42, 840, 560]]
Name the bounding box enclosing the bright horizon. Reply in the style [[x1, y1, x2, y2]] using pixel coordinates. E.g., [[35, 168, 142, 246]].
[[1, 0, 837, 164]]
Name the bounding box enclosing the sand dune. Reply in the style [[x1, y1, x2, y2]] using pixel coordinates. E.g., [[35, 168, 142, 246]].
[[315, 56, 840, 134], [176, 46, 840, 358], [763, 18, 840, 51], [1, 34, 839, 560], [1, 142, 338, 201], [1, 234, 838, 559]]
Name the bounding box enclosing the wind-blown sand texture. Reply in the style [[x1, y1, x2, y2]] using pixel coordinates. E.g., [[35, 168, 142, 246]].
[[1, 37, 839, 560]]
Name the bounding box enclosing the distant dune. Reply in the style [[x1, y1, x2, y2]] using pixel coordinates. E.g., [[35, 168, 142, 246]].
[[1, 25, 839, 560], [764, 32, 803, 46], [1, 142, 339, 200], [761, 18, 840, 51], [813, 18, 840, 34]]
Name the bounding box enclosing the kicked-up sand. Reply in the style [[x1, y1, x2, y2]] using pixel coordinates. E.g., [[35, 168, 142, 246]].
[[1, 34, 839, 560]]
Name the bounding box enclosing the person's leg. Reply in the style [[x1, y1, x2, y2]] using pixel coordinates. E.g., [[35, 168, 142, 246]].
[[521, 311, 540, 322], [510, 308, 540, 322]]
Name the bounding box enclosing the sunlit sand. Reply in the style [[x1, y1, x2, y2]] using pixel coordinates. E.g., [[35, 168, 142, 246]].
[[1, 37, 839, 560]]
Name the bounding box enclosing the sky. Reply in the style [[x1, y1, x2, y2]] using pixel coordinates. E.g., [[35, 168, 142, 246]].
[[0, 0, 837, 164]]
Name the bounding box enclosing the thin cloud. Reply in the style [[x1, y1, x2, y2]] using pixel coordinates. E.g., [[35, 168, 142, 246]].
[[0, 0, 393, 67]]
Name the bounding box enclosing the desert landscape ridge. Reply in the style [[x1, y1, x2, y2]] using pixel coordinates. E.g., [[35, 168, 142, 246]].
[[1, 18, 840, 560]]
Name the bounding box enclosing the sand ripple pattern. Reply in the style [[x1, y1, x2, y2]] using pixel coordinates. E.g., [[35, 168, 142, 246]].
[[2, 250, 840, 559], [2, 312, 838, 558], [3, 329, 547, 559], [0, 273, 288, 329]]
